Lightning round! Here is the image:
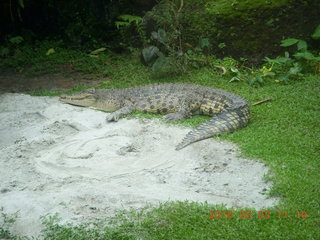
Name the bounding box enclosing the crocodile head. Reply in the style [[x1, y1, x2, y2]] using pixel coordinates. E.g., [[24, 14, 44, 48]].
[[59, 88, 122, 111]]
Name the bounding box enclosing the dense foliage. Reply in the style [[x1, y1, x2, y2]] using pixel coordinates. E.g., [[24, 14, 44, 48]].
[[0, 0, 156, 47], [2, 0, 319, 60]]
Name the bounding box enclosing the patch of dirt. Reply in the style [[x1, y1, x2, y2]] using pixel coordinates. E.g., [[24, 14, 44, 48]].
[[0, 69, 102, 93]]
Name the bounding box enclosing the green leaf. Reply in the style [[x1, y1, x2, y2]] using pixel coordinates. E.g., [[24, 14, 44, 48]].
[[157, 29, 167, 44], [264, 57, 273, 63], [288, 65, 302, 75], [268, 72, 276, 76], [257, 75, 264, 84], [279, 75, 289, 82], [152, 29, 167, 45], [0, 47, 10, 57], [156, 51, 165, 58], [311, 24, 320, 40], [280, 38, 299, 47], [218, 42, 226, 49], [9, 36, 24, 44], [152, 56, 171, 72], [142, 46, 159, 66], [18, 0, 24, 8], [118, 14, 142, 25], [151, 31, 158, 40], [284, 51, 290, 58], [293, 51, 316, 61], [90, 48, 107, 55], [115, 15, 142, 29], [297, 40, 307, 51], [230, 67, 239, 73], [177, 50, 183, 57], [46, 48, 55, 56], [229, 77, 240, 82], [199, 38, 210, 49], [115, 21, 130, 29], [265, 56, 291, 64]]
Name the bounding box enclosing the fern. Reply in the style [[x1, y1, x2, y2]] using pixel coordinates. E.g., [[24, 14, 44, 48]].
[[115, 14, 143, 29]]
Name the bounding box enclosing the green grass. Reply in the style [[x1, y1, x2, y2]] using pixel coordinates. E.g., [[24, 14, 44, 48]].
[[0, 40, 115, 77], [0, 46, 319, 239], [38, 200, 319, 240]]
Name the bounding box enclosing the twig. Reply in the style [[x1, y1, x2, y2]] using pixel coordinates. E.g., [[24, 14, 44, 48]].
[[213, 65, 227, 75], [252, 98, 272, 106], [178, 0, 184, 12], [188, 57, 227, 75]]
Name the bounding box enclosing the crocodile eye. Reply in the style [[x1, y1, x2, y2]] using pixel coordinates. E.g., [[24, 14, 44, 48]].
[[86, 88, 96, 94]]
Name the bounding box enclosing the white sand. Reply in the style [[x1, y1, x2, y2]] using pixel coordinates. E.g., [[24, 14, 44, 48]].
[[0, 93, 277, 238]]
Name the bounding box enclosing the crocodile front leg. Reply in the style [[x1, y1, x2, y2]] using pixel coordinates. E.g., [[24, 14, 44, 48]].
[[163, 111, 191, 121], [106, 104, 134, 122], [163, 99, 196, 121]]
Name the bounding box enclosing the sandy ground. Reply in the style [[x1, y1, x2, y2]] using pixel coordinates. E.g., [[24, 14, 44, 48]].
[[0, 93, 277, 238]]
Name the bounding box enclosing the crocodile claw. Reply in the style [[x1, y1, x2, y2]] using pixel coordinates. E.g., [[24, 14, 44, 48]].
[[163, 112, 186, 121], [106, 113, 120, 122]]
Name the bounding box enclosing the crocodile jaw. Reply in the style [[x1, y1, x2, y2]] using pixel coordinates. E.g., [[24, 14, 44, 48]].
[[59, 92, 96, 107], [59, 89, 122, 111]]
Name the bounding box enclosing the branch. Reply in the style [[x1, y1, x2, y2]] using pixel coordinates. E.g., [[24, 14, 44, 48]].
[[252, 98, 272, 106], [178, 0, 184, 12]]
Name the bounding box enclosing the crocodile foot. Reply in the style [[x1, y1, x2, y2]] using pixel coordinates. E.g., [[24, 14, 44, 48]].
[[106, 113, 121, 122], [163, 112, 186, 121]]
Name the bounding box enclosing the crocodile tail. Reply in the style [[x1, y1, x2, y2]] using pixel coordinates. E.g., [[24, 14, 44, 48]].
[[175, 106, 250, 150]]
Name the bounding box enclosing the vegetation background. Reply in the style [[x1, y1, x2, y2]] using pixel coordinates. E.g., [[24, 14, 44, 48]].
[[2, 0, 319, 57]]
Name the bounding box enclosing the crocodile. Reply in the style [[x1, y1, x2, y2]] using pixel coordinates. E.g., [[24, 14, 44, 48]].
[[59, 84, 250, 150]]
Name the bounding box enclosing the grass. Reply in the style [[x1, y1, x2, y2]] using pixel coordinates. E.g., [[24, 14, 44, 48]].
[[0, 40, 115, 77], [0, 44, 319, 239]]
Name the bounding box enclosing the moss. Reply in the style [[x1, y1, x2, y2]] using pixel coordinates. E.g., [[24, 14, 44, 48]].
[[181, 1, 216, 45], [205, 0, 290, 18]]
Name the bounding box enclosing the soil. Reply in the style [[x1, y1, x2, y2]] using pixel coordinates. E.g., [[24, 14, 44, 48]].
[[0, 69, 102, 93]]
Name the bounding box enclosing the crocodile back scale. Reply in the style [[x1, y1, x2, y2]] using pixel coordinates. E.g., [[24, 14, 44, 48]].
[[59, 83, 250, 150]]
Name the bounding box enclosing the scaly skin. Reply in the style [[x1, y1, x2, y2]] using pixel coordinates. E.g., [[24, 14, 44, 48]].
[[59, 84, 250, 150]]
